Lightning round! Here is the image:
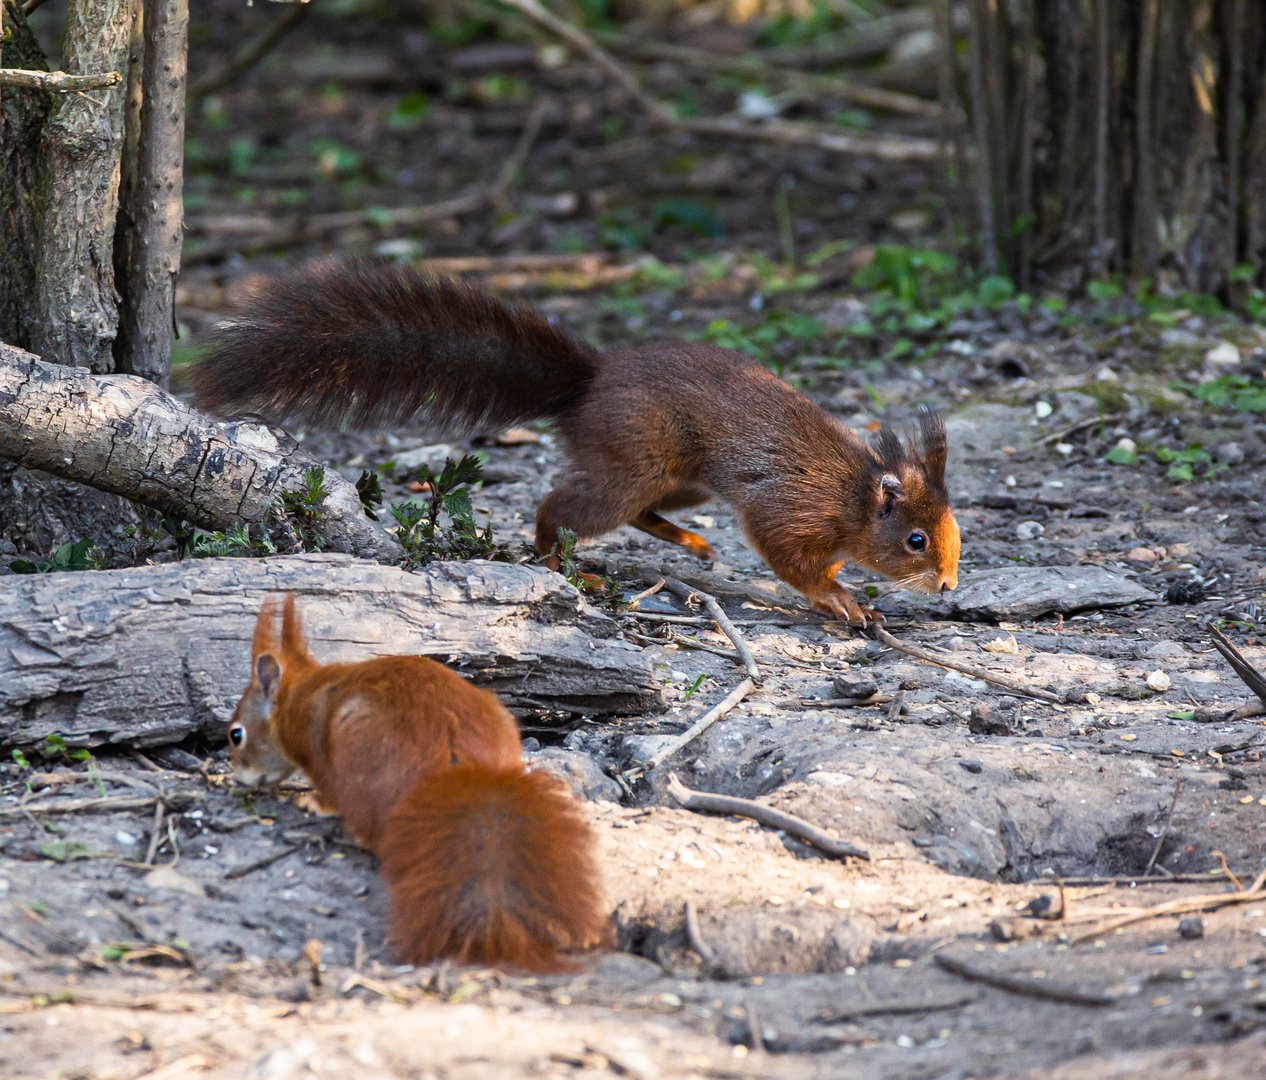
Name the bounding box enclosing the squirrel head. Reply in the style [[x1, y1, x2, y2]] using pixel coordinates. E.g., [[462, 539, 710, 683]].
[[227, 593, 308, 788], [854, 409, 960, 594]]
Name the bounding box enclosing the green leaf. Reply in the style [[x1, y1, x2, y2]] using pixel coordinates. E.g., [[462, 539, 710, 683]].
[[650, 199, 722, 239], [386, 90, 429, 129], [11, 749, 30, 769], [100, 945, 127, 961], [683, 673, 707, 700], [1105, 446, 1136, 465], [41, 841, 90, 862], [1167, 462, 1195, 482], [1167, 710, 1196, 721], [1086, 280, 1123, 301]]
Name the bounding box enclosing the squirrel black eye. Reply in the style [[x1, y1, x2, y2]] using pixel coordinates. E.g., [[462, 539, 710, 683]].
[[907, 531, 927, 553], [229, 725, 245, 748]]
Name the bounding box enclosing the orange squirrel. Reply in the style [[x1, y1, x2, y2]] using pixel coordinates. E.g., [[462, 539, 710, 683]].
[[194, 260, 960, 623], [227, 592, 607, 972]]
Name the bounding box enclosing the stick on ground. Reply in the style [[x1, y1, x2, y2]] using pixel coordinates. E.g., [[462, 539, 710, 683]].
[[683, 901, 714, 968], [871, 626, 1062, 704], [934, 952, 1116, 1006], [663, 579, 760, 683], [666, 773, 869, 861]]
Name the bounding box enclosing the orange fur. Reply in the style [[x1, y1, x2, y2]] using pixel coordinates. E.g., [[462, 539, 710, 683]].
[[227, 593, 607, 972]]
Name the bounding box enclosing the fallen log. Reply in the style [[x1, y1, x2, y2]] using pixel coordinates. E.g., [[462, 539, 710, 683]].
[[0, 341, 400, 561], [0, 554, 663, 749]]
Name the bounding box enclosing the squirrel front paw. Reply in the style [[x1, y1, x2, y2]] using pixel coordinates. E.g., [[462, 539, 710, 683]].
[[811, 590, 882, 627]]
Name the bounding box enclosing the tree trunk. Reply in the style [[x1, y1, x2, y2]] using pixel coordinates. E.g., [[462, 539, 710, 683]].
[[114, 0, 187, 387], [0, 342, 401, 562], [0, 555, 663, 749], [956, 0, 1266, 292], [30, 0, 132, 372], [0, 0, 50, 354]]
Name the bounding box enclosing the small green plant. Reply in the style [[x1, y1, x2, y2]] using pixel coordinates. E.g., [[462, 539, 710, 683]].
[[683, 673, 707, 700], [193, 523, 278, 559], [550, 527, 619, 602], [11, 749, 31, 769], [281, 466, 329, 550], [385, 90, 429, 130], [1105, 445, 1137, 465], [10, 538, 102, 574], [41, 841, 91, 863], [40, 734, 91, 764], [1156, 445, 1222, 482], [356, 469, 385, 520], [1180, 375, 1266, 414], [391, 455, 511, 568]]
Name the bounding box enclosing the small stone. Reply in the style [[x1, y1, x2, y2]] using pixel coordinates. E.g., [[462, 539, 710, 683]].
[[1127, 547, 1158, 563], [1205, 340, 1241, 368], [494, 426, 541, 446], [1096, 365, 1119, 382], [1055, 442, 1073, 455], [1146, 670, 1171, 692], [1214, 442, 1244, 467], [1115, 437, 1137, 454], [115, 831, 137, 846], [959, 760, 983, 774], [1166, 580, 1206, 605], [900, 677, 921, 691], [968, 703, 1013, 737], [833, 676, 879, 700], [1174, 916, 1205, 941], [1035, 400, 1053, 419], [989, 918, 1021, 942], [1005, 475, 1017, 487], [1016, 521, 1045, 541]]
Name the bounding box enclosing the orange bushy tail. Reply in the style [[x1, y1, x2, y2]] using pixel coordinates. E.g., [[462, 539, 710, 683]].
[[378, 765, 606, 973]]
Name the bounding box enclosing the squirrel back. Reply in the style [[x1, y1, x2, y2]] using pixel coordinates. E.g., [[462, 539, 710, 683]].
[[228, 593, 607, 971]]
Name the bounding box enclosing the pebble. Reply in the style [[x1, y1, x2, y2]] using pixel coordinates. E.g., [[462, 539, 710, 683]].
[[1146, 670, 1172, 692], [1115, 437, 1137, 454], [1016, 521, 1045, 541], [1055, 442, 1073, 455], [1127, 547, 1158, 563], [1214, 442, 1244, 466], [1035, 400, 1053, 419], [1205, 340, 1241, 368], [1178, 917, 1204, 939]]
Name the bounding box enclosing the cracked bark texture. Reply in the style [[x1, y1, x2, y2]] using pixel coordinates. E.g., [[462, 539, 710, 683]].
[[0, 554, 662, 747], [30, 0, 132, 372], [0, 342, 401, 561], [114, 0, 187, 386]]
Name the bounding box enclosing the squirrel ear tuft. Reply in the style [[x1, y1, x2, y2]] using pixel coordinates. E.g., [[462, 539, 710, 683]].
[[256, 653, 282, 696], [878, 473, 903, 517], [917, 407, 947, 484]]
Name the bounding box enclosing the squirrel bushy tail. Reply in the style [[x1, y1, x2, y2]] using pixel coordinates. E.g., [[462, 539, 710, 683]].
[[379, 763, 607, 971], [193, 259, 600, 431]]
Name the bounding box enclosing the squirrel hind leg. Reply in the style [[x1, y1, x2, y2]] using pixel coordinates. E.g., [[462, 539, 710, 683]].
[[630, 511, 716, 562]]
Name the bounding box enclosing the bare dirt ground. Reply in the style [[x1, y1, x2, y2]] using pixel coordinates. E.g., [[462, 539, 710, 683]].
[[5, 3, 1266, 1077]]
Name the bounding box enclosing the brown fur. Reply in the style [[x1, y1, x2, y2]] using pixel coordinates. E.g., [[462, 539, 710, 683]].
[[196, 260, 960, 621], [227, 594, 607, 972]]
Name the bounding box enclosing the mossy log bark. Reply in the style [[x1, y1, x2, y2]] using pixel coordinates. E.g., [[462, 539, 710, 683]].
[[0, 555, 662, 748], [0, 341, 402, 562]]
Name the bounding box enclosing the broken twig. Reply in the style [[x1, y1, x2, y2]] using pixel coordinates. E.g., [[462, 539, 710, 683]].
[[636, 679, 755, 776], [1142, 777, 1182, 878], [1208, 625, 1266, 707], [683, 901, 714, 968], [934, 952, 1115, 1006], [872, 626, 1062, 704], [666, 773, 869, 861], [664, 579, 760, 684], [1070, 866, 1266, 945], [1036, 413, 1125, 447], [0, 68, 122, 92], [223, 843, 304, 881]]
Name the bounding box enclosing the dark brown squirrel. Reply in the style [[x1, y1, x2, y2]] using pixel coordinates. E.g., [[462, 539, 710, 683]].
[[194, 259, 960, 622], [228, 593, 607, 972]]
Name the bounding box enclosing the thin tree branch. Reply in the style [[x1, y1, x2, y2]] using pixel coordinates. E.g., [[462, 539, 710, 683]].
[[664, 579, 760, 684], [666, 773, 869, 860], [871, 626, 1063, 704], [0, 68, 122, 91], [934, 953, 1116, 1006]]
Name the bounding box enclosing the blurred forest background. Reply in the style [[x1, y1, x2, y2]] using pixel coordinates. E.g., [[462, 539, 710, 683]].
[[0, 0, 1263, 425]]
